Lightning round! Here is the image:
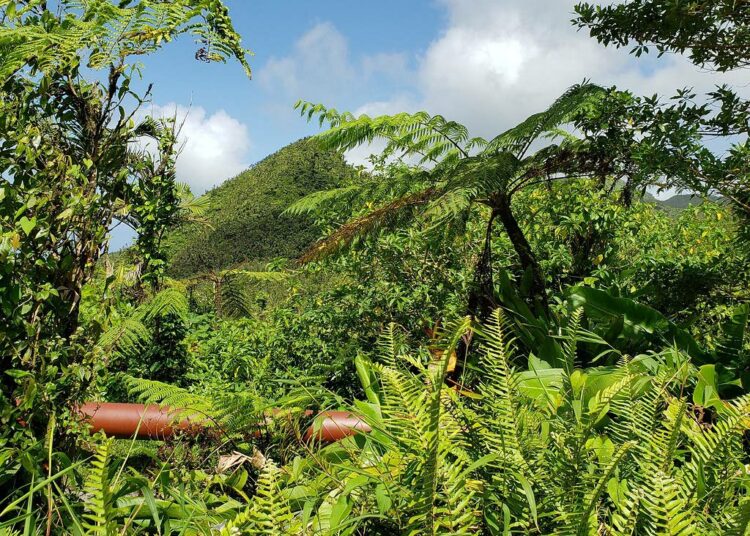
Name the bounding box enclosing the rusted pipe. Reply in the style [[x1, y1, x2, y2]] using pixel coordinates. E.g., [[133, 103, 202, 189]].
[[303, 410, 372, 443], [78, 402, 206, 440], [78, 402, 371, 443]]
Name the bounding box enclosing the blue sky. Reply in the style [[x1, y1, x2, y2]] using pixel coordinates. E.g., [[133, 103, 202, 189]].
[[110, 0, 748, 249], [135, 1, 443, 158]]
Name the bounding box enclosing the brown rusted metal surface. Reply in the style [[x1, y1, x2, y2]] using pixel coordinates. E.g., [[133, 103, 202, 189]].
[[78, 403, 371, 443], [78, 402, 205, 440], [303, 410, 372, 443]]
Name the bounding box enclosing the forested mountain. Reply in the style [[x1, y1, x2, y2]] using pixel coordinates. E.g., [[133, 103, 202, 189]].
[[659, 193, 724, 209], [164, 137, 354, 277]]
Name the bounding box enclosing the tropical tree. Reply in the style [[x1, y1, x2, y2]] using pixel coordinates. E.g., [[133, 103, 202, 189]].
[[0, 0, 250, 495], [288, 84, 604, 319], [574, 0, 750, 72], [574, 0, 750, 227]]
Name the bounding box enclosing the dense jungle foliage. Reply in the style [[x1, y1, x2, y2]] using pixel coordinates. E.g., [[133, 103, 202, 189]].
[[0, 0, 749, 534]]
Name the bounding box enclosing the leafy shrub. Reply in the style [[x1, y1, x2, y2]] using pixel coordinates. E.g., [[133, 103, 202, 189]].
[[14, 312, 747, 534]]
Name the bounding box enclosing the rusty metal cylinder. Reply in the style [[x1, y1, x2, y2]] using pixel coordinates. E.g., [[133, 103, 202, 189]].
[[78, 402, 204, 440], [303, 410, 372, 443], [78, 403, 371, 443]]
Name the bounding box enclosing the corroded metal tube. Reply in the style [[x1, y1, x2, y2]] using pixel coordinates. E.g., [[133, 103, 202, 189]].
[[78, 403, 371, 443], [78, 402, 205, 440], [303, 410, 372, 443]]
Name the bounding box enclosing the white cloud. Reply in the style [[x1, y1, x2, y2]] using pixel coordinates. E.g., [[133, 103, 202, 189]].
[[257, 22, 418, 120], [253, 2, 749, 163], [141, 103, 251, 194], [258, 22, 354, 105], [378, 0, 749, 139]]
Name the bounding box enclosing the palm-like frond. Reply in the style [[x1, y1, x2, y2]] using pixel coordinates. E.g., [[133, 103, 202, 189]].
[[296, 102, 485, 167], [484, 83, 605, 158], [299, 186, 439, 263]]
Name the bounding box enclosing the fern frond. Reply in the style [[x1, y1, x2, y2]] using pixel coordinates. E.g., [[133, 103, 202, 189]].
[[136, 287, 188, 322], [474, 309, 530, 472], [295, 102, 483, 167], [83, 438, 116, 536], [97, 318, 150, 362], [299, 187, 439, 263], [220, 461, 296, 535], [124, 376, 213, 415], [283, 185, 361, 216], [484, 83, 604, 157], [562, 441, 634, 536], [683, 394, 750, 504]]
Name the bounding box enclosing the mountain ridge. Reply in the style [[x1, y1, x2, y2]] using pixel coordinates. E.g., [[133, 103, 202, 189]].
[[165, 137, 355, 278]]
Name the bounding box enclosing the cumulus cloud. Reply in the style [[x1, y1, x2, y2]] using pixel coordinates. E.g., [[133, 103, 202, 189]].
[[141, 103, 251, 194], [257, 22, 417, 122], [416, 0, 750, 138], [253, 2, 748, 164], [281, 0, 741, 143], [258, 22, 354, 106]]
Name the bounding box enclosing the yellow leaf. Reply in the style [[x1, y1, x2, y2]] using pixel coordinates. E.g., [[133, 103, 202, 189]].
[[57, 208, 73, 220], [10, 233, 20, 249]]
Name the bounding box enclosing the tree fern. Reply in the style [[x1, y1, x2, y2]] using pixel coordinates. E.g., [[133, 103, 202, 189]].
[[291, 85, 607, 312]]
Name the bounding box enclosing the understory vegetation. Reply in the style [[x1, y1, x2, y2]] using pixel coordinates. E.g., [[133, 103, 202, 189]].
[[1, 1, 749, 534]]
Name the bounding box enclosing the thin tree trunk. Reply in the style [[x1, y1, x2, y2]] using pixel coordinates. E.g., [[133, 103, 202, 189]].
[[451, 209, 498, 386], [466, 208, 499, 321], [495, 193, 548, 313], [620, 177, 635, 208]]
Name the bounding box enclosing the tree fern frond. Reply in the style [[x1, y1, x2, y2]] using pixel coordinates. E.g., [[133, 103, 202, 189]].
[[283, 185, 362, 216], [136, 287, 188, 322], [124, 376, 213, 415], [294, 101, 483, 166], [484, 83, 604, 157], [299, 187, 439, 263], [97, 318, 150, 362]]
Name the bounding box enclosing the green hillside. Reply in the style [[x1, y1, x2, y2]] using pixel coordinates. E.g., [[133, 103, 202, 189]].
[[165, 138, 354, 277], [658, 193, 724, 209]]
